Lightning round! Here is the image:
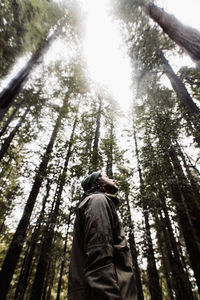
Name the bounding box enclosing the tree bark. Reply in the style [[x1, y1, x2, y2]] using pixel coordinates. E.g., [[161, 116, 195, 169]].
[[0, 97, 26, 138], [165, 153, 200, 293], [142, 131, 194, 299], [125, 191, 144, 300], [157, 50, 200, 146], [0, 106, 30, 161], [56, 217, 71, 300], [156, 198, 194, 300], [143, 1, 200, 69], [29, 117, 77, 300], [14, 179, 51, 300], [133, 123, 163, 300], [0, 109, 62, 299], [153, 210, 175, 300], [106, 120, 114, 178], [44, 257, 57, 300], [0, 29, 58, 122], [90, 97, 102, 171], [157, 49, 200, 115], [169, 146, 200, 241], [176, 142, 200, 210]]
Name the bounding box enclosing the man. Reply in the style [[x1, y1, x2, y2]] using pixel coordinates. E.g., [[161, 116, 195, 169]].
[[68, 171, 137, 300]]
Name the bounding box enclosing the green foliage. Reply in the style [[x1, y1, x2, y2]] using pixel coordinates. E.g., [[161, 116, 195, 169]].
[[179, 66, 200, 102], [0, 0, 66, 78], [1, 0, 200, 299]]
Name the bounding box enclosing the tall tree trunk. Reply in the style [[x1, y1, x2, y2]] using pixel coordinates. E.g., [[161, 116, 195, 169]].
[[44, 257, 57, 300], [176, 142, 200, 210], [175, 231, 196, 298], [30, 205, 57, 300], [153, 210, 175, 300], [133, 124, 163, 300], [157, 49, 200, 115], [0, 166, 19, 234], [169, 146, 200, 241], [143, 207, 163, 300], [0, 29, 58, 122], [11, 0, 24, 52], [165, 153, 200, 293], [143, 131, 194, 299], [0, 97, 26, 138], [14, 179, 51, 300], [0, 108, 63, 299], [125, 191, 144, 300], [106, 120, 114, 178], [0, 106, 30, 161], [143, 2, 200, 69], [157, 50, 200, 145], [90, 97, 102, 171], [155, 198, 194, 299], [56, 216, 72, 300], [30, 117, 77, 300]]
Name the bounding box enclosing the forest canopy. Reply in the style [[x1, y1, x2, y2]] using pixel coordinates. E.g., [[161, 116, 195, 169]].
[[0, 0, 200, 299]]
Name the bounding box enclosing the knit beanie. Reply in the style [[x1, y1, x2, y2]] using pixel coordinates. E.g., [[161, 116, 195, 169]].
[[81, 171, 101, 192]]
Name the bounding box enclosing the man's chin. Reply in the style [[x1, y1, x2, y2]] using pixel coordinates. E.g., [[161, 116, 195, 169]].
[[106, 184, 119, 194], [114, 186, 119, 194]]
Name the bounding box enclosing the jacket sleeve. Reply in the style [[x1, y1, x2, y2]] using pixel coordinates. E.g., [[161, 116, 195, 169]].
[[82, 194, 122, 300]]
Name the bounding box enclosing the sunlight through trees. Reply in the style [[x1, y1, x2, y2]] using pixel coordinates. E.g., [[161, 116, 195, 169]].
[[0, 0, 200, 299]]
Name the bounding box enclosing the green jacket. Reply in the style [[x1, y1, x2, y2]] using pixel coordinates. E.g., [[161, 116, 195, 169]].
[[68, 192, 137, 300]]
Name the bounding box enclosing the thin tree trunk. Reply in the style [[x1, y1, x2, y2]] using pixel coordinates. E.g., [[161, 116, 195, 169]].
[[176, 142, 200, 210], [11, 0, 24, 52], [30, 209, 57, 300], [143, 208, 163, 300], [0, 165, 17, 234], [90, 97, 102, 171], [184, 151, 200, 177], [157, 49, 200, 115], [30, 118, 77, 300], [133, 123, 163, 300], [169, 146, 200, 241], [106, 120, 114, 178], [175, 230, 196, 298], [56, 217, 71, 300], [0, 108, 63, 299], [0, 29, 58, 122], [14, 243, 32, 300], [14, 179, 51, 300], [44, 257, 57, 300], [0, 97, 26, 138], [153, 210, 175, 300], [165, 153, 200, 293], [157, 201, 194, 300], [125, 191, 144, 300], [143, 132, 194, 299], [0, 106, 30, 161], [157, 50, 200, 145]]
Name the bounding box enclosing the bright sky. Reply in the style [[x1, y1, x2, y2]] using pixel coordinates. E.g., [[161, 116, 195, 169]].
[[2, 0, 200, 114], [163, 0, 200, 31], [4, 0, 200, 226], [81, 0, 200, 112], [82, 0, 133, 113]]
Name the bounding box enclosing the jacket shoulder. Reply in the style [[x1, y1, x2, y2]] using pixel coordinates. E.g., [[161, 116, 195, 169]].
[[78, 193, 108, 210]]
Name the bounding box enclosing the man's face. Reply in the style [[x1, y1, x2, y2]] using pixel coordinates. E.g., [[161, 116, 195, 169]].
[[98, 173, 119, 194]]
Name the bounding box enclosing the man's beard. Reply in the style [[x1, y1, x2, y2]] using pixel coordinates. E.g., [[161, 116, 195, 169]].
[[103, 183, 119, 194]]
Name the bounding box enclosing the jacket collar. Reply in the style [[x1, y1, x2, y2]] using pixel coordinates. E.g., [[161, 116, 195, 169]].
[[105, 193, 119, 207], [81, 191, 119, 207]]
